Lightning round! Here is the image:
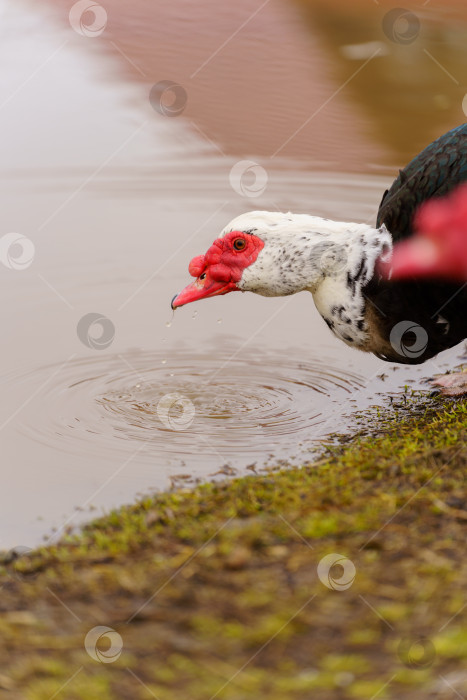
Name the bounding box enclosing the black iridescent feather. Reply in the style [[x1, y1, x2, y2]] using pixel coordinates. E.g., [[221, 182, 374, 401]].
[[364, 123, 467, 364], [377, 123, 467, 241]]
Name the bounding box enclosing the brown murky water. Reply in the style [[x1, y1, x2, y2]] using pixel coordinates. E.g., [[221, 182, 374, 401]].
[[1, 0, 466, 548]]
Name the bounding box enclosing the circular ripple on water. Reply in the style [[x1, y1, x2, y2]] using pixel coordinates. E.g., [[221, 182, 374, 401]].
[[13, 348, 364, 465]]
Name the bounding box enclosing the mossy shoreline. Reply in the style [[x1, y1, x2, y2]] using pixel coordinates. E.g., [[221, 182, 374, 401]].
[[1, 396, 467, 699]]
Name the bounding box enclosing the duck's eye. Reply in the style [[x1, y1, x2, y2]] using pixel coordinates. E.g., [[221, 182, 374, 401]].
[[199, 272, 206, 280], [233, 238, 246, 251]]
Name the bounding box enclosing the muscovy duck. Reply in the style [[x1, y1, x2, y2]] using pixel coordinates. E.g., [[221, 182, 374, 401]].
[[172, 123, 467, 366]]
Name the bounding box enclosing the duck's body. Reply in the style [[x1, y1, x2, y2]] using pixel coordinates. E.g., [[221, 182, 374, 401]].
[[368, 122, 467, 362], [172, 124, 467, 366]]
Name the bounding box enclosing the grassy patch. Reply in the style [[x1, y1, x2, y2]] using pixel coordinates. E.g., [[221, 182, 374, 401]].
[[0, 396, 466, 699]]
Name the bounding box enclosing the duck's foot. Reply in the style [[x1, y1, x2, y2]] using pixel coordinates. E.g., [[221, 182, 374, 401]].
[[430, 369, 467, 397]]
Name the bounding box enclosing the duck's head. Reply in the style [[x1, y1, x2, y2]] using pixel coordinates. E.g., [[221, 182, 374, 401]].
[[171, 225, 264, 309], [171, 211, 326, 309], [171, 210, 382, 310], [171, 210, 392, 354]]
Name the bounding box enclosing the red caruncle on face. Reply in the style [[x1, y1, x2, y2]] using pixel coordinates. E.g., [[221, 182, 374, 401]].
[[190, 231, 264, 283], [171, 231, 264, 308]]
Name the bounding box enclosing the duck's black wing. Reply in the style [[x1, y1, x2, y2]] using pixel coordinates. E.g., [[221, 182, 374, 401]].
[[366, 123, 467, 364], [377, 123, 467, 240]]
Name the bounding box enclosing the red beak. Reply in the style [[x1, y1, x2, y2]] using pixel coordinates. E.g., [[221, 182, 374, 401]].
[[171, 276, 238, 309]]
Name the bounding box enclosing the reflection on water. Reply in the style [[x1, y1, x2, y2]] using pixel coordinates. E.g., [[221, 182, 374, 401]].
[[300, 0, 467, 163], [42, 0, 467, 166], [1, 0, 466, 547]]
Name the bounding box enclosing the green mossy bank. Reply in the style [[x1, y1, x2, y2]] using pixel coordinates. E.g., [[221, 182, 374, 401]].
[[1, 397, 466, 700]]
